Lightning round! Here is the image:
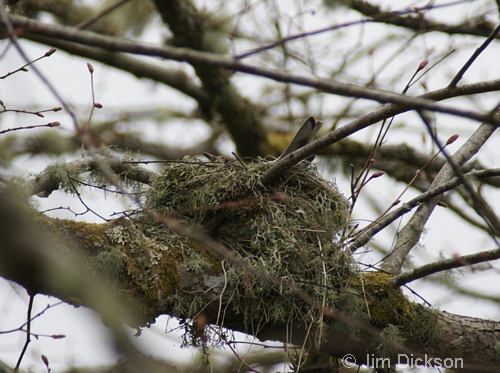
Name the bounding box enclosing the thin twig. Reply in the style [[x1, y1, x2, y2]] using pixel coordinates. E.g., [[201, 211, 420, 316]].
[[76, 0, 131, 30], [418, 108, 500, 238], [351, 57, 436, 210], [235, 0, 468, 60], [0, 122, 60, 135], [354, 138, 457, 240], [0, 13, 80, 130], [449, 24, 500, 88], [82, 63, 100, 151], [15, 294, 35, 371], [407, 49, 455, 90], [66, 175, 110, 221], [0, 48, 56, 80]]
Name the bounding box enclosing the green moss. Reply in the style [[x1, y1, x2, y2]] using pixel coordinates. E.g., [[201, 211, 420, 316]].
[[38, 216, 180, 324], [346, 272, 449, 356], [349, 272, 415, 328], [3, 176, 36, 206]]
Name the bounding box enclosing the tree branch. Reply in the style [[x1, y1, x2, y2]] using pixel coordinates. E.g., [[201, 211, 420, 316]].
[[27, 155, 155, 197], [1, 197, 499, 371], [347, 0, 498, 39], [24, 34, 211, 106], [391, 246, 500, 287], [0, 190, 171, 372], [152, 0, 271, 157], [347, 168, 500, 253], [260, 79, 500, 186], [6, 15, 500, 126], [380, 119, 498, 273]]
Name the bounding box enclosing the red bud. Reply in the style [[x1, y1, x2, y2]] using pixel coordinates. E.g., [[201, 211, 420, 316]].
[[446, 134, 459, 146], [45, 48, 57, 56], [418, 60, 428, 71], [65, 297, 82, 307]]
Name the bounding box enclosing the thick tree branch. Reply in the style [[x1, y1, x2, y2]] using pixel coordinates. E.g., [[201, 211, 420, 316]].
[[381, 120, 498, 274], [0, 191, 164, 372], [347, 168, 500, 253], [24, 34, 211, 105], [1, 200, 499, 371], [260, 80, 500, 186], [5, 16, 500, 127]]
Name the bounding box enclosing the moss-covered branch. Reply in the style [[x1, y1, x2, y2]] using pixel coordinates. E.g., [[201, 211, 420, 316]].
[[27, 154, 155, 197], [3, 155, 500, 370]]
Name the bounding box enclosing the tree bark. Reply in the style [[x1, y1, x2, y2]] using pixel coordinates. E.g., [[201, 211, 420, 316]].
[[0, 192, 498, 372]]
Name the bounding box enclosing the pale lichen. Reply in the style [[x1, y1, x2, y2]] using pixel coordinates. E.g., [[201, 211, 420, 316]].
[[145, 155, 352, 342]]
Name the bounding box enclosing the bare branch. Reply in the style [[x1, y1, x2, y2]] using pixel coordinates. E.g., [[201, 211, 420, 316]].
[[449, 24, 500, 88], [380, 116, 499, 274], [418, 109, 500, 237], [6, 15, 500, 126], [348, 0, 498, 39], [236, 1, 480, 60], [0, 11, 80, 130], [391, 247, 500, 287], [0, 46, 56, 79], [261, 79, 500, 186], [0, 121, 60, 134], [24, 34, 210, 105], [347, 168, 500, 253]]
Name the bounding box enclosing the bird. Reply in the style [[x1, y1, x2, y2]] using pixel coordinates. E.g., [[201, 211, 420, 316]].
[[278, 116, 323, 160]]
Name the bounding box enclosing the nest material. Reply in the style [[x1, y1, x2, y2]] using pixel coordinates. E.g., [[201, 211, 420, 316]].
[[146, 155, 351, 330]]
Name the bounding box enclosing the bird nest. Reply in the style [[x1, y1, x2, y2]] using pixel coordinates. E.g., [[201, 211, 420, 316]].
[[146, 155, 352, 335]]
